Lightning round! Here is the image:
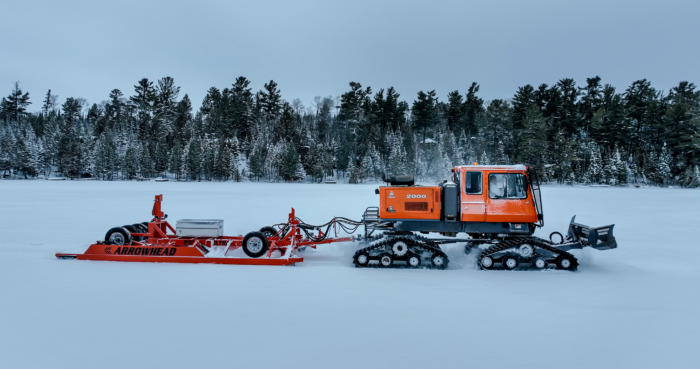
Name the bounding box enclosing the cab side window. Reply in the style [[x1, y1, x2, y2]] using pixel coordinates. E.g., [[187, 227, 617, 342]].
[[488, 173, 528, 199], [464, 172, 482, 194]]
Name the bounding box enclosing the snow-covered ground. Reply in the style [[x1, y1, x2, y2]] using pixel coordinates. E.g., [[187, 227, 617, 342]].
[[0, 181, 698, 369]]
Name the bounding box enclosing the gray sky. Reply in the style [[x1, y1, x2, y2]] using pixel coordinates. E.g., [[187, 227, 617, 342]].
[[2, 0, 698, 111]]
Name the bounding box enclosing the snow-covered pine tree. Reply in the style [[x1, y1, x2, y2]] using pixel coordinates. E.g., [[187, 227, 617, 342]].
[[0, 134, 13, 177], [122, 144, 139, 180], [456, 130, 469, 163], [279, 144, 302, 182], [584, 144, 603, 184], [201, 138, 216, 181], [230, 136, 241, 181], [551, 130, 576, 183], [14, 136, 37, 178], [57, 98, 83, 179], [154, 135, 169, 178], [360, 154, 373, 182], [186, 137, 202, 180], [214, 139, 232, 181], [169, 140, 184, 180], [479, 151, 489, 166], [691, 166, 700, 188], [294, 160, 306, 182], [657, 143, 672, 186], [386, 133, 407, 177], [365, 143, 382, 180], [517, 105, 547, 172], [442, 131, 456, 166], [613, 147, 628, 185], [603, 153, 617, 185], [94, 134, 118, 180], [247, 141, 265, 181], [346, 156, 355, 181], [303, 144, 321, 182]]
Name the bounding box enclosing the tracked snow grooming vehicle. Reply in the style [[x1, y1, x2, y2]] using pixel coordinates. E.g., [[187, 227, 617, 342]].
[[57, 164, 616, 271], [353, 165, 617, 270]]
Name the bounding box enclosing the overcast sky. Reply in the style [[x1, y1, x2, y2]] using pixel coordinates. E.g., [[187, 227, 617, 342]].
[[1, 0, 698, 111]]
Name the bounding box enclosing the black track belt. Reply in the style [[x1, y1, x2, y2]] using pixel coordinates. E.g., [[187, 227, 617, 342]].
[[476, 236, 578, 271], [353, 235, 449, 269]]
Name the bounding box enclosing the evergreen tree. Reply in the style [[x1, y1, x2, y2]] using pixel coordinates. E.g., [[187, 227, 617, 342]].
[[482, 99, 513, 160], [464, 82, 484, 136], [154, 135, 169, 177], [613, 147, 628, 185], [57, 98, 83, 179], [517, 105, 547, 172], [214, 139, 233, 180], [2, 82, 32, 124], [690, 166, 700, 188], [584, 144, 603, 184], [550, 130, 576, 183], [0, 134, 13, 176], [445, 90, 464, 133], [411, 90, 438, 143], [122, 144, 139, 179], [185, 137, 202, 180], [304, 143, 324, 182], [479, 151, 490, 166], [247, 142, 265, 181], [279, 144, 302, 182], [14, 136, 38, 178], [258, 80, 282, 121], [169, 140, 184, 180], [94, 134, 119, 180], [201, 138, 216, 180], [656, 143, 672, 186], [42, 89, 58, 115]]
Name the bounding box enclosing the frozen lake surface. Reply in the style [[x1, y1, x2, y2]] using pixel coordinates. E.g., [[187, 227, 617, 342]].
[[0, 181, 698, 368]]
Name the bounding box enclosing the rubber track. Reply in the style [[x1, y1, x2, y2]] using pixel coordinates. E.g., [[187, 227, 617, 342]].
[[353, 235, 449, 269], [476, 236, 579, 271]]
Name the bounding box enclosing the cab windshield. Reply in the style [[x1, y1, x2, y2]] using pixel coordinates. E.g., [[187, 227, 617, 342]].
[[488, 173, 528, 199]]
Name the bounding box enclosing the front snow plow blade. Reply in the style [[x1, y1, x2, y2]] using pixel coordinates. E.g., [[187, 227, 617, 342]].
[[567, 216, 617, 250]]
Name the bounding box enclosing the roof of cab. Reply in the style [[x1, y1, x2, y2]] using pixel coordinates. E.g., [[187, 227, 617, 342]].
[[453, 164, 528, 171]]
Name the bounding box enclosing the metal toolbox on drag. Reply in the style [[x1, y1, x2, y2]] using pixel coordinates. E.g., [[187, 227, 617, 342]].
[[176, 219, 224, 237]]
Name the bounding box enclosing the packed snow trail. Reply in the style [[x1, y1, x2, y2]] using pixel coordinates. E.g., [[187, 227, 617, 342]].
[[0, 181, 698, 369]]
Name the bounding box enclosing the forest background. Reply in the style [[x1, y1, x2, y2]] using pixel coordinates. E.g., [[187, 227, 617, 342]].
[[1, 76, 699, 187]]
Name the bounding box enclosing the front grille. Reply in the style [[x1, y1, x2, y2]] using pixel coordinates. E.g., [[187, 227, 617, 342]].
[[405, 202, 428, 211]]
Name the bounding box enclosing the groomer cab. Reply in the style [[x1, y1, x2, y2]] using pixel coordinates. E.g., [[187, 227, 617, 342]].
[[452, 165, 543, 225]]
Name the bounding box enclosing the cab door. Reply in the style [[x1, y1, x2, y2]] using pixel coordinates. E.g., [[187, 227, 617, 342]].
[[484, 172, 537, 223], [460, 171, 486, 222]]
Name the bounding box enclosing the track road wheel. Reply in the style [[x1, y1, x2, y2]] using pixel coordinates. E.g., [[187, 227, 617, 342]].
[[479, 255, 494, 270], [556, 256, 576, 270], [431, 253, 447, 269], [391, 240, 408, 257], [379, 253, 393, 267], [259, 226, 278, 238], [407, 253, 421, 268], [354, 251, 370, 267], [503, 255, 519, 270], [242, 232, 269, 258], [532, 256, 548, 270], [105, 227, 132, 245]]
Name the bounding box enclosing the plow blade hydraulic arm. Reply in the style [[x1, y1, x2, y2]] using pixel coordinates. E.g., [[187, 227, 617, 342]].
[[567, 216, 617, 250]]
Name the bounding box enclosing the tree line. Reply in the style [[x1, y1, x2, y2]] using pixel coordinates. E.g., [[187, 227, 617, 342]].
[[0, 76, 699, 187]]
